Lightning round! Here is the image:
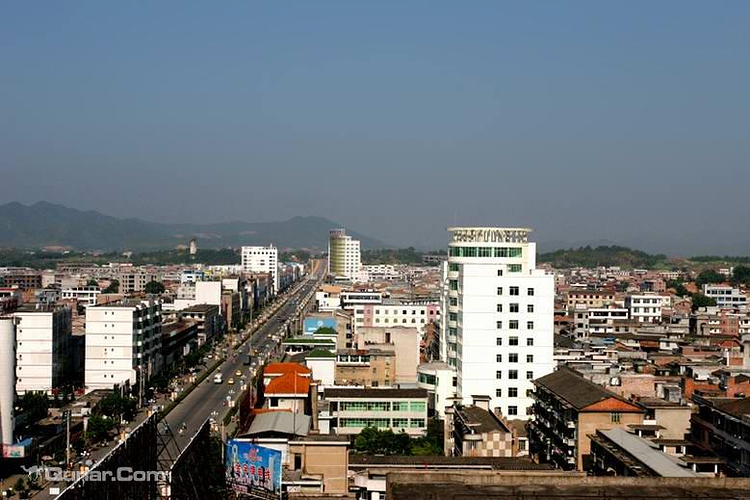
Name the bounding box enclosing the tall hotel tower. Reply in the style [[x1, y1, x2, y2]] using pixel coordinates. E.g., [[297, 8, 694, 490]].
[[441, 227, 554, 419]]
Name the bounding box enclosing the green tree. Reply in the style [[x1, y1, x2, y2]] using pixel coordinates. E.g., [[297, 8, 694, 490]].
[[696, 270, 724, 287], [97, 392, 137, 424], [666, 280, 689, 298], [354, 427, 411, 455], [731, 265, 750, 286], [86, 278, 99, 287], [19, 391, 49, 423], [691, 294, 717, 311], [86, 414, 113, 443], [102, 279, 120, 293], [144, 280, 166, 294]]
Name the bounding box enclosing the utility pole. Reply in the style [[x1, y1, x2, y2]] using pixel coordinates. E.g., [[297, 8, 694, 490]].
[[64, 410, 71, 470]]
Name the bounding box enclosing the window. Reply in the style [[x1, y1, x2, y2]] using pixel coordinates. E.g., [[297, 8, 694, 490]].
[[496, 354, 503, 363], [496, 337, 502, 346], [526, 338, 534, 346], [509, 336, 519, 346], [496, 371, 502, 379], [478, 247, 492, 257], [449, 298, 458, 306], [410, 419, 426, 428], [410, 401, 426, 412], [527, 304, 534, 313], [496, 321, 503, 329], [509, 370, 518, 379], [510, 286, 519, 296], [508, 387, 518, 398], [449, 263, 459, 272], [497, 287, 503, 296], [526, 371, 534, 379], [508, 264, 522, 273], [509, 303, 519, 313], [527, 288, 535, 296], [527, 321, 534, 329], [496, 304, 503, 312], [526, 354, 534, 363], [509, 353, 518, 363], [497, 269, 503, 276], [611, 412, 622, 424], [509, 320, 519, 330], [449, 280, 458, 291], [393, 418, 409, 428], [495, 389, 502, 397], [508, 406, 518, 416], [449, 313, 458, 322]]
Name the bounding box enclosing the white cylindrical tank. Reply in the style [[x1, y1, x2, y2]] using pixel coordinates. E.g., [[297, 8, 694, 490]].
[[0, 318, 16, 446]]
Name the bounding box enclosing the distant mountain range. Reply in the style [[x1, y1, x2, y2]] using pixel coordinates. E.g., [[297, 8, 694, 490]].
[[0, 202, 387, 251]]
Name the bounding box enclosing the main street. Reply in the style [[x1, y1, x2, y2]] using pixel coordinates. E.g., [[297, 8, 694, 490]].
[[160, 263, 324, 460]]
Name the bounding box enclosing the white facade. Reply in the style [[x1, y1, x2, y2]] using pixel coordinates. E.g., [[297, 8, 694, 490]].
[[703, 284, 748, 309], [328, 229, 361, 279], [441, 227, 554, 420], [241, 246, 279, 293], [84, 300, 162, 392], [626, 294, 666, 323], [0, 318, 16, 447], [61, 286, 101, 307], [12, 307, 72, 395], [417, 362, 456, 418]]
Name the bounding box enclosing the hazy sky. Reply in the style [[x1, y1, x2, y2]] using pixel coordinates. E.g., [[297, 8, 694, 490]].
[[2, 2, 749, 254]]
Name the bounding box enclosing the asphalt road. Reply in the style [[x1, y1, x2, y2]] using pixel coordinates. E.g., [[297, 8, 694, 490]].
[[159, 270, 323, 462]]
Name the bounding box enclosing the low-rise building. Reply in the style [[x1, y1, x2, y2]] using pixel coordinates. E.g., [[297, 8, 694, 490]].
[[322, 387, 429, 437], [61, 286, 101, 307], [178, 303, 221, 344], [702, 285, 748, 309], [335, 348, 396, 387], [444, 396, 513, 457], [690, 394, 750, 476]]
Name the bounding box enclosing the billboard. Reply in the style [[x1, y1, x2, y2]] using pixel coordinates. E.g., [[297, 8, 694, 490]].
[[225, 440, 282, 499], [303, 317, 337, 335]]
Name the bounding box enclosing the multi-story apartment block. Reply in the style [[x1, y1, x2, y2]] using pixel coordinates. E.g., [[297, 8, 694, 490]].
[[529, 369, 644, 471], [690, 394, 750, 476], [241, 245, 278, 293], [353, 301, 440, 333], [322, 388, 428, 436], [0, 270, 42, 290], [567, 289, 617, 310], [178, 303, 221, 344], [702, 284, 748, 309], [61, 286, 101, 307], [587, 307, 630, 335], [441, 227, 554, 419], [117, 271, 157, 293], [354, 326, 420, 385], [444, 396, 513, 457], [12, 305, 73, 395], [328, 229, 361, 280], [335, 348, 396, 387], [84, 299, 163, 392], [626, 294, 666, 323]]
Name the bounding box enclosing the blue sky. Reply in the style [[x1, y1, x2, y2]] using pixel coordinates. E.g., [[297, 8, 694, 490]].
[[1, 2, 749, 253]]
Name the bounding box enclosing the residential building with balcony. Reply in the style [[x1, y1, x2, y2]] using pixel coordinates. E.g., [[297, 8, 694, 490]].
[[690, 394, 750, 476], [61, 286, 101, 307], [626, 294, 667, 323], [335, 348, 395, 387], [241, 245, 279, 293], [178, 303, 221, 344], [417, 361, 456, 418], [529, 368, 644, 471], [328, 229, 361, 280]]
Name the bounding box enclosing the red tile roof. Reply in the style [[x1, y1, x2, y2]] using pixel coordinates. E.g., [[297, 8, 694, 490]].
[[265, 373, 310, 396]]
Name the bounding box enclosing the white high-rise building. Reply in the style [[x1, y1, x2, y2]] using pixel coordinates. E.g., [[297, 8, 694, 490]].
[[84, 299, 162, 392], [441, 227, 554, 420], [328, 229, 361, 279], [241, 246, 279, 293], [12, 305, 72, 395]]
